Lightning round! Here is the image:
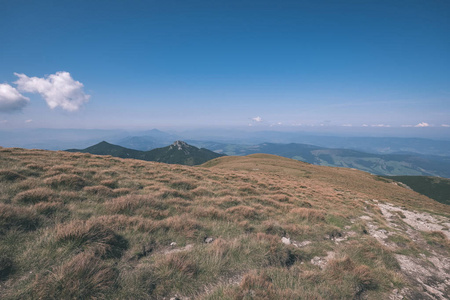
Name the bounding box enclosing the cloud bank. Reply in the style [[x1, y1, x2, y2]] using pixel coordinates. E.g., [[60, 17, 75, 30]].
[[252, 116, 263, 122], [0, 83, 30, 113], [414, 122, 430, 127], [371, 124, 391, 127], [14, 71, 90, 111]]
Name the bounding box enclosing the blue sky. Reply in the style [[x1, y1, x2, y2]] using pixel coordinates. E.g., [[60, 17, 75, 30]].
[[0, 0, 449, 136]]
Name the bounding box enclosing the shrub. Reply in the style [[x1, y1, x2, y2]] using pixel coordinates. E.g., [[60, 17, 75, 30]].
[[13, 187, 57, 204], [0, 203, 40, 231], [33, 252, 117, 299], [55, 220, 128, 258], [44, 174, 86, 190]]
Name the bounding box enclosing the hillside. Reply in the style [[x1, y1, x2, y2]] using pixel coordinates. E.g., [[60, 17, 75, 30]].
[[67, 140, 223, 166], [196, 142, 450, 178], [67, 141, 143, 158], [0, 147, 449, 299], [383, 176, 450, 205]]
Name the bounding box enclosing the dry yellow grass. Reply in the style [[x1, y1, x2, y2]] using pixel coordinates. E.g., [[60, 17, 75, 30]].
[[0, 148, 448, 299]]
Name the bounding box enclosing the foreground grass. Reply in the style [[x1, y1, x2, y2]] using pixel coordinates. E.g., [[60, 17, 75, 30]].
[[0, 148, 448, 299]]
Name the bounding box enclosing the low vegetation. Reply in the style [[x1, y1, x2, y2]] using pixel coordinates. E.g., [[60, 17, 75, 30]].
[[0, 147, 448, 299], [383, 175, 450, 205]]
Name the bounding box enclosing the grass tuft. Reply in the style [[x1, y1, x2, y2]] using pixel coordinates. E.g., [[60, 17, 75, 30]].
[[33, 252, 117, 299], [0, 203, 40, 231], [290, 207, 326, 222], [44, 174, 86, 190], [13, 187, 57, 204], [55, 220, 128, 258], [0, 170, 25, 181], [83, 185, 114, 197]]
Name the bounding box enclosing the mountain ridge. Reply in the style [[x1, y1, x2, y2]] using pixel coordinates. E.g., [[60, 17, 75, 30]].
[[66, 140, 224, 166]]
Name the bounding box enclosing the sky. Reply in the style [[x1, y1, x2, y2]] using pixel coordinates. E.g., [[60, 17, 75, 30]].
[[0, 0, 449, 137]]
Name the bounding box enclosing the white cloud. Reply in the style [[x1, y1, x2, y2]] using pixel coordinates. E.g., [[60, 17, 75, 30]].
[[371, 124, 391, 127], [25, 119, 33, 123], [362, 124, 368, 127], [270, 122, 283, 127], [442, 124, 450, 127], [0, 83, 30, 112], [252, 116, 262, 122], [414, 122, 430, 127], [341, 124, 352, 127], [14, 71, 90, 111]]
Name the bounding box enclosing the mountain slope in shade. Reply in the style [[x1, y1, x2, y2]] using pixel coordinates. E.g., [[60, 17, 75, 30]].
[[67, 140, 223, 166], [383, 176, 450, 205], [143, 141, 224, 166], [67, 141, 142, 159]]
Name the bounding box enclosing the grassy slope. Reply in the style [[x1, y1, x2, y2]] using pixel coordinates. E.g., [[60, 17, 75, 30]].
[[383, 176, 450, 205], [0, 148, 448, 299]]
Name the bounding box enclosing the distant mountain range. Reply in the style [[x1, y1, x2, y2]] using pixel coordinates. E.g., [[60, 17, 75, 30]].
[[66, 140, 450, 178], [66, 140, 223, 166], [116, 129, 181, 151], [191, 142, 450, 178], [3, 128, 450, 157]]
